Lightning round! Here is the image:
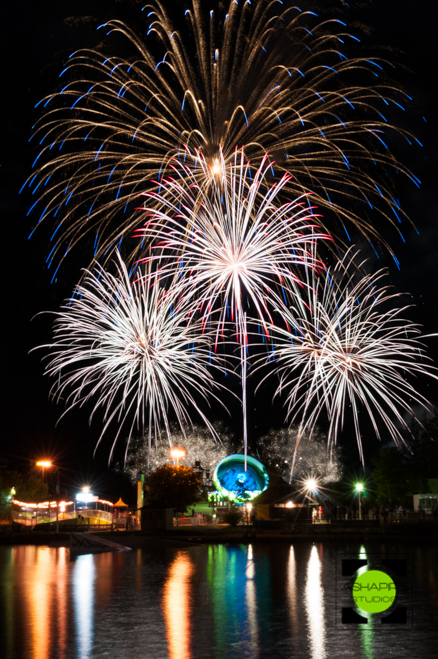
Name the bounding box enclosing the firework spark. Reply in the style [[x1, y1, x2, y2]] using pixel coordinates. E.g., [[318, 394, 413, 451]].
[[35, 253, 231, 461], [256, 426, 343, 484], [121, 422, 232, 482], [137, 147, 328, 463], [257, 249, 438, 464], [25, 0, 419, 269]]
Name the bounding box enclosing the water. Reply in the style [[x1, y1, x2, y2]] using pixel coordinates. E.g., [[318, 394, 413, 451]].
[[0, 541, 437, 659]]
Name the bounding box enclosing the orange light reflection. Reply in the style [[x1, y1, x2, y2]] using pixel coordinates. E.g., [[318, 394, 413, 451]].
[[28, 547, 53, 659], [163, 551, 194, 659], [56, 548, 68, 659]]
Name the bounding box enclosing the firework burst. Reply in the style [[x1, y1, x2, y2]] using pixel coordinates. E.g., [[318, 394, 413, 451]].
[[35, 253, 231, 461], [122, 422, 233, 482], [139, 147, 327, 334], [257, 249, 438, 465], [137, 146, 328, 463], [25, 0, 419, 269], [256, 426, 343, 484]]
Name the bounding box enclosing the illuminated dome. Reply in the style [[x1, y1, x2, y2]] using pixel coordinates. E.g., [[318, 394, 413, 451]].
[[213, 454, 269, 505]]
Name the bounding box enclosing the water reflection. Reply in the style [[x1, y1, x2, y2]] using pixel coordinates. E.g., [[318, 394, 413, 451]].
[[56, 547, 68, 659], [1, 548, 14, 659], [245, 545, 260, 656], [0, 542, 436, 659], [163, 550, 194, 659], [73, 554, 96, 659], [288, 546, 298, 630], [28, 547, 53, 659], [206, 544, 265, 658], [206, 545, 230, 655], [305, 545, 326, 659], [357, 545, 375, 659]]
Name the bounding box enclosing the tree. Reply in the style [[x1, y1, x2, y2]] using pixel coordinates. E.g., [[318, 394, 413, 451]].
[[223, 508, 243, 527], [371, 448, 420, 506], [0, 470, 48, 521], [401, 416, 438, 482], [144, 465, 202, 513]]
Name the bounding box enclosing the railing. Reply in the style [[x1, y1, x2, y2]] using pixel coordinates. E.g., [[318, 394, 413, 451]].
[[173, 515, 214, 526], [76, 509, 112, 523], [11, 509, 113, 526]]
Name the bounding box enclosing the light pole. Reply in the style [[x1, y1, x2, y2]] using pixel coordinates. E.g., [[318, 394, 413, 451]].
[[355, 483, 364, 520], [244, 502, 253, 538], [36, 460, 52, 482], [36, 462, 61, 531], [9, 488, 15, 530], [305, 478, 318, 494], [246, 503, 252, 527], [170, 447, 186, 467], [55, 468, 60, 533], [82, 487, 90, 512], [304, 478, 318, 523]]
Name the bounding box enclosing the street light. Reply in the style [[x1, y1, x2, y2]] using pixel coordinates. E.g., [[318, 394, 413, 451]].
[[79, 486, 92, 510], [170, 447, 186, 467], [304, 478, 318, 494], [304, 478, 319, 523], [246, 502, 252, 527], [355, 483, 364, 520], [36, 462, 61, 531], [9, 488, 16, 528], [36, 460, 51, 481]]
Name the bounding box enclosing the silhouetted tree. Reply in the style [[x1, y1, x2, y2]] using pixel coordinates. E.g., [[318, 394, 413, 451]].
[[0, 470, 48, 520], [144, 465, 202, 514]]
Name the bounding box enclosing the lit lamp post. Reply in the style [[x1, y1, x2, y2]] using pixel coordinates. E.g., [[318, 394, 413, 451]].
[[82, 487, 90, 511], [9, 488, 16, 528], [304, 478, 318, 523], [36, 460, 52, 482], [170, 447, 186, 467], [243, 502, 253, 538], [246, 502, 252, 527], [75, 487, 94, 528], [305, 478, 317, 494], [355, 483, 364, 520]]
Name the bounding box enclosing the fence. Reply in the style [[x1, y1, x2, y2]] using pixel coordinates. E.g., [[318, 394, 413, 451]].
[[11, 509, 113, 527], [173, 514, 216, 526]]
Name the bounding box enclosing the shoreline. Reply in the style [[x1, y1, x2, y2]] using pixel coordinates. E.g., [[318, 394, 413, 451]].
[[1, 523, 437, 547]]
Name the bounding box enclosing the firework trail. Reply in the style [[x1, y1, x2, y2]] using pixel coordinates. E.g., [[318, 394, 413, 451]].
[[25, 0, 419, 270], [256, 248, 438, 467], [35, 252, 231, 462], [137, 146, 328, 465]]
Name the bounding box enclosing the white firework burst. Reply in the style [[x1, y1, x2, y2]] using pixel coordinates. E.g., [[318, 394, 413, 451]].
[[257, 249, 438, 464], [121, 422, 233, 482], [256, 426, 343, 483], [137, 146, 328, 462], [35, 252, 232, 461]]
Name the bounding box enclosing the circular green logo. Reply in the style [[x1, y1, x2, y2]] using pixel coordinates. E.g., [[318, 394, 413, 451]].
[[352, 569, 396, 613]]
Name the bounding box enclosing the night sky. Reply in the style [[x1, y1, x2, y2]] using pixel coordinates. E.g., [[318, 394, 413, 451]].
[[2, 0, 438, 500]]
